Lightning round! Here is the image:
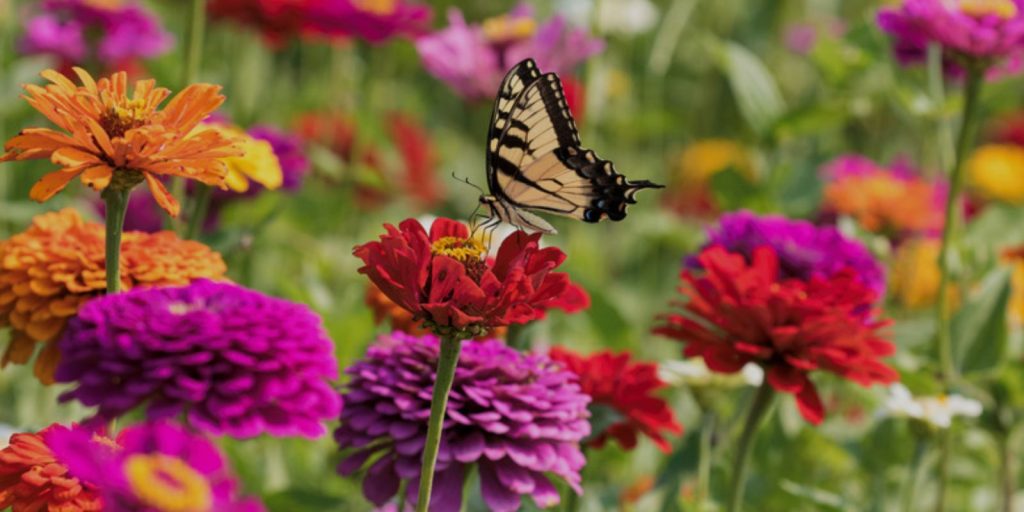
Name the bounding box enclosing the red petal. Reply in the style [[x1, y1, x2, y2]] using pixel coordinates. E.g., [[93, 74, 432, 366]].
[[428, 217, 469, 241], [766, 365, 808, 393], [795, 382, 825, 425]]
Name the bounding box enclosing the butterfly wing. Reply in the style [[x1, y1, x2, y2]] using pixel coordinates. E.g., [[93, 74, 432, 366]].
[[486, 61, 662, 228]]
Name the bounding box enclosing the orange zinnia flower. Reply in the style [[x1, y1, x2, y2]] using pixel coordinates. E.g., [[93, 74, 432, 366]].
[[0, 209, 228, 383], [1, 68, 240, 216], [0, 424, 103, 512]]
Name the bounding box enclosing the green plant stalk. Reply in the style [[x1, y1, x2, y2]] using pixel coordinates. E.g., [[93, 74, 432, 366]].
[[934, 428, 952, 512], [102, 188, 131, 294], [696, 410, 718, 508], [173, 0, 208, 233], [415, 335, 463, 512], [900, 437, 928, 512], [185, 185, 213, 240], [926, 43, 954, 173], [726, 380, 775, 512], [934, 64, 984, 385], [999, 433, 1014, 512]]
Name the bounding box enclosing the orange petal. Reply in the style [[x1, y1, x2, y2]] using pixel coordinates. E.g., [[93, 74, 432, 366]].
[[51, 146, 101, 167], [29, 169, 83, 202], [2, 333, 36, 366], [33, 342, 61, 385], [145, 172, 180, 217], [80, 165, 113, 191]]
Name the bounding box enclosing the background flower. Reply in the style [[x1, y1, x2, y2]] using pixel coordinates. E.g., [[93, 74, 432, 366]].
[[0, 209, 226, 383], [549, 347, 683, 453], [0, 424, 103, 512], [335, 332, 590, 512], [56, 280, 341, 438], [304, 0, 431, 43], [47, 421, 263, 512], [883, 384, 983, 428]]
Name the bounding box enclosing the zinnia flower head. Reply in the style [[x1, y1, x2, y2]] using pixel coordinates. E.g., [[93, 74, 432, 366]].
[[1, 68, 240, 216], [664, 139, 754, 217], [549, 347, 683, 453], [415, 3, 604, 101], [877, 0, 1024, 76], [55, 280, 342, 438], [354, 217, 589, 338], [1002, 245, 1024, 322], [47, 421, 263, 512], [967, 143, 1024, 203], [691, 210, 886, 298], [821, 155, 946, 237], [248, 124, 310, 191], [335, 332, 590, 512], [20, 0, 173, 69], [0, 209, 227, 383], [208, 0, 319, 46], [0, 424, 103, 512], [655, 246, 899, 424]]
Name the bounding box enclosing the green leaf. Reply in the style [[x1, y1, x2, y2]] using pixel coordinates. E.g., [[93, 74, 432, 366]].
[[717, 41, 786, 135], [709, 167, 762, 212], [585, 288, 632, 350], [952, 267, 1012, 375], [263, 489, 347, 512]]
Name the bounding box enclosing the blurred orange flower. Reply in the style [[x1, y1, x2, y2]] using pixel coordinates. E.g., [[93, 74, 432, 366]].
[[0, 424, 103, 512], [1, 68, 240, 216], [1003, 246, 1024, 322], [664, 139, 754, 217], [0, 209, 227, 383], [823, 170, 945, 235]]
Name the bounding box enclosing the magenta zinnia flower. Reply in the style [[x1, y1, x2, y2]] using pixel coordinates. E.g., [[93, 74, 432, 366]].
[[55, 280, 342, 439], [47, 422, 263, 512], [305, 0, 431, 43], [877, 0, 1024, 76], [415, 3, 604, 101], [20, 0, 173, 68], [335, 332, 590, 512]]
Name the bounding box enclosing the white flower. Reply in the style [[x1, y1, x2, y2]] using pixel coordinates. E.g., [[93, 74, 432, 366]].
[[883, 383, 983, 429], [556, 0, 660, 36], [659, 358, 764, 389]]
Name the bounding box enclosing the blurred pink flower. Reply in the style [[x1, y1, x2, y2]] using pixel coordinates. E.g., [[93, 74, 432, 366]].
[[877, 0, 1024, 77], [304, 0, 431, 43], [415, 3, 604, 101]]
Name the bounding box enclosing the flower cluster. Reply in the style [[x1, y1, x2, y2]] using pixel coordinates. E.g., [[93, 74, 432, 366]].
[[656, 246, 898, 423], [56, 280, 341, 438], [415, 3, 604, 101], [354, 217, 588, 337], [335, 332, 590, 511], [821, 155, 946, 237], [692, 210, 886, 298], [47, 421, 263, 511], [549, 347, 683, 453], [878, 0, 1024, 76], [0, 424, 103, 512], [20, 0, 173, 71], [1, 68, 240, 216], [0, 209, 227, 383]]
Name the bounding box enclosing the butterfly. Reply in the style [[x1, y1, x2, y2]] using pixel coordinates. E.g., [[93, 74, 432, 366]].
[[477, 58, 663, 234]]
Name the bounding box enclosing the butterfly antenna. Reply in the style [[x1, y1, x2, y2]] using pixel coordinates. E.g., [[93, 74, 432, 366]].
[[451, 172, 485, 195]]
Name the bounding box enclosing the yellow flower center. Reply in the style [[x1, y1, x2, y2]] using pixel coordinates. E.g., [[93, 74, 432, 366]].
[[101, 99, 149, 138], [82, 0, 124, 9], [959, 0, 1018, 19], [353, 0, 397, 15], [431, 236, 485, 263], [482, 15, 537, 44], [124, 454, 213, 512]]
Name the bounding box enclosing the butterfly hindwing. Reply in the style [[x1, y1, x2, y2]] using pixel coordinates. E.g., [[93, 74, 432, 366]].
[[486, 61, 662, 228]]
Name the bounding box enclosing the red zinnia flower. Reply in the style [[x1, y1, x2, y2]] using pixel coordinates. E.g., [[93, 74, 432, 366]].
[[549, 348, 683, 453], [354, 218, 588, 336], [654, 246, 898, 424], [387, 113, 442, 209], [0, 424, 103, 511]]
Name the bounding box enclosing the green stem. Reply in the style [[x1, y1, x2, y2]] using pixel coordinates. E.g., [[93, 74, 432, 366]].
[[185, 185, 213, 239], [415, 335, 463, 512], [934, 64, 984, 386], [726, 380, 775, 512], [900, 437, 928, 512], [935, 428, 952, 512], [926, 43, 954, 174], [102, 188, 130, 294], [174, 0, 208, 233], [696, 411, 717, 509], [999, 433, 1014, 512]]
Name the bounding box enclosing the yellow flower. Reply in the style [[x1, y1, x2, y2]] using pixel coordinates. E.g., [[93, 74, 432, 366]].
[[1003, 247, 1024, 323], [967, 144, 1024, 204], [201, 123, 283, 193], [890, 238, 952, 309], [675, 139, 753, 183]]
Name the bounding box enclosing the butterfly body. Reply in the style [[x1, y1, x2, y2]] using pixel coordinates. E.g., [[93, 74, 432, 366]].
[[482, 59, 662, 234]]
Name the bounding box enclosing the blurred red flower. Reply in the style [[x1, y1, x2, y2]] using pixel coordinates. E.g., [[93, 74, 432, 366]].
[[655, 246, 898, 424], [549, 348, 682, 453], [354, 218, 588, 335], [208, 0, 320, 46], [0, 424, 103, 512], [387, 113, 442, 209]]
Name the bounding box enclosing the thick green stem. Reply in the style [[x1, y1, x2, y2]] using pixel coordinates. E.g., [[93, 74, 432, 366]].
[[185, 185, 213, 239], [415, 335, 463, 512], [102, 188, 130, 294], [174, 0, 208, 233], [1000, 433, 1014, 512], [726, 380, 775, 512], [934, 65, 984, 385], [696, 410, 717, 508], [900, 437, 928, 512]]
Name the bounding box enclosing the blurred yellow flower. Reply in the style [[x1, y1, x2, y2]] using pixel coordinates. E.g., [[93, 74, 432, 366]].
[[675, 139, 753, 183], [1003, 246, 1024, 322], [890, 238, 948, 309], [202, 123, 283, 193], [967, 143, 1024, 204]]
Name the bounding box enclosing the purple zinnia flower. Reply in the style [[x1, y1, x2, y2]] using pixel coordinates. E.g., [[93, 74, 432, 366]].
[[335, 332, 590, 512], [877, 0, 1024, 77], [248, 125, 311, 191], [20, 0, 173, 67], [690, 210, 886, 298], [46, 421, 264, 512], [304, 0, 431, 43], [55, 280, 342, 439], [415, 3, 604, 101]]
